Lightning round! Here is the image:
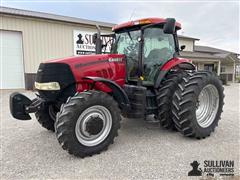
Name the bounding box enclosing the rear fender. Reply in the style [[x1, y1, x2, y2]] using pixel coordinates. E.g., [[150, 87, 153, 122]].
[[155, 59, 195, 88], [82, 76, 130, 111]]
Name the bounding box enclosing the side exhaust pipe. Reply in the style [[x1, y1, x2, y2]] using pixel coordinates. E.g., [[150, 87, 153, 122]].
[[92, 24, 102, 54]]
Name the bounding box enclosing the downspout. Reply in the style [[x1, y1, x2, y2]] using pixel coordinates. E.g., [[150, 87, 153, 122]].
[[229, 55, 236, 83], [217, 60, 221, 76]]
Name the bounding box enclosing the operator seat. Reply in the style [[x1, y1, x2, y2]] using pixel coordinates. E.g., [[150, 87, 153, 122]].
[[144, 48, 169, 77], [146, 48, 169, 62]]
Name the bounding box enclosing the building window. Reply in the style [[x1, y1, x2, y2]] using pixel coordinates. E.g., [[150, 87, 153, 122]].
[[204, 64, 214, 72], [221, 66, 226, 73]]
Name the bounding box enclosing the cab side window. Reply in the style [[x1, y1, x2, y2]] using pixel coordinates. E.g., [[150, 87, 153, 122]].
[[143, 28, 175, 82]]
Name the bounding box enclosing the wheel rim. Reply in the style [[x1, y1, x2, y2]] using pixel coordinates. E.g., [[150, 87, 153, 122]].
[[196, 84, 219, 128], [75, 105, 112, 147]]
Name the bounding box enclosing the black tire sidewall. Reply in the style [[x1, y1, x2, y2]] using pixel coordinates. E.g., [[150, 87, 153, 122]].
[[156, 71, 187, 129], [56, 91, 121, 156], [35, 103, 55, 131], [190, 74, 224, 137]]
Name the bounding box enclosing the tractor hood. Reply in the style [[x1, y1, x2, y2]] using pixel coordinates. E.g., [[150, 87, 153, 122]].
[[35, 54, 125, 101], [46, 54, 125, 67], [43, 54, 125, 83], [46, 53, 124, 80], [37, 54, 126, 96]]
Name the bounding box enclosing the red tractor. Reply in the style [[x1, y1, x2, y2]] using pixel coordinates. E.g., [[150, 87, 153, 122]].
[[10, 18, 224, 157]]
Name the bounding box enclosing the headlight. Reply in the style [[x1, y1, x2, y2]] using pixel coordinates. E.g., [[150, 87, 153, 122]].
[[34, 82, 60, 90]]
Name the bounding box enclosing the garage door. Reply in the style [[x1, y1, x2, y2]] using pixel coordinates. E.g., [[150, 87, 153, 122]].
[[0, 30, 25, 89]]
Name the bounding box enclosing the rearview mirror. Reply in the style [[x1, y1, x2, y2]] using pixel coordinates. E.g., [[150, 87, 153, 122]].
[[163, 18, 176, 34], [180, 45, 186, 51]]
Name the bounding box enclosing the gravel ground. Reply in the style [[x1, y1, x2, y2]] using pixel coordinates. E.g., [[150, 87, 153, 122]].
[[1, 84, 239, 179]]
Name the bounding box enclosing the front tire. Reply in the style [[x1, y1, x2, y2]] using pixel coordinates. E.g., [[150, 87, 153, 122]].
[[172, 71, 224, 139], [55, 90, 121, 157], [35, 103, 57, 132]]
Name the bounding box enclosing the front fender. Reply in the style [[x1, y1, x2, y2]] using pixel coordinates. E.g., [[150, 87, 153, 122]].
[[82, 76, 130, 111]]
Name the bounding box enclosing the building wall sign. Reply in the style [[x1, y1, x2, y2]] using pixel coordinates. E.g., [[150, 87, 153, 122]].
[[73, 30, 111, 55]]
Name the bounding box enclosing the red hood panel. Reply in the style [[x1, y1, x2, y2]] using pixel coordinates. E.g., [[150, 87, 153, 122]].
[[45, 54, 124, 66], [42, 54, 126, 92]]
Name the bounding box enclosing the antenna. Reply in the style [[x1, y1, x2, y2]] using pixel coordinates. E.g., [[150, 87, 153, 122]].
[[129, 8, 136, 20]]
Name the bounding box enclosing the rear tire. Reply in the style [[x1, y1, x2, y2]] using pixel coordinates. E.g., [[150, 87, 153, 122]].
[[55, 90, 121, 157], [155, 71, 187, 130], [172, 71, 224, 139]]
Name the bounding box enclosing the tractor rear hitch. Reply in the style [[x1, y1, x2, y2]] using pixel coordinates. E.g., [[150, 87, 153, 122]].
[[9, 92, 44, 120]]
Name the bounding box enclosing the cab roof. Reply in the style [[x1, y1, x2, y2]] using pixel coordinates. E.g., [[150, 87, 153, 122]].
[[112, 17, 181, 32]]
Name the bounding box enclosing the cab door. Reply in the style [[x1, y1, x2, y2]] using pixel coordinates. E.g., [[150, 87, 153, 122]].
[[113, 30, 141, 81], [143, 28, 175, 84]]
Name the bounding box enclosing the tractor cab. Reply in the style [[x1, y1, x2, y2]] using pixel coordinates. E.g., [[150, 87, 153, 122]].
[[95, 18, 182, 86]]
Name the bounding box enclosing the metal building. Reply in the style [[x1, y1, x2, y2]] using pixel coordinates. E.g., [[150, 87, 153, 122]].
[[1, 7, 239, 90], [0, 6, 113, 89]]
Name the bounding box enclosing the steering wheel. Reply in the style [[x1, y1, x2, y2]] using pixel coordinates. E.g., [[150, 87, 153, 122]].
[[124, 43, 138, 61], [126, 43, 137, 52]]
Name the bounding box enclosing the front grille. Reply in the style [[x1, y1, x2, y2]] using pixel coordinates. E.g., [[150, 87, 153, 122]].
[[36, 63, 75, 88], [36, 63, 75, 101]]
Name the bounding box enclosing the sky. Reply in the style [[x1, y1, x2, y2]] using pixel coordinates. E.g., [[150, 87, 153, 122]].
[[1, 0, 239, 53]]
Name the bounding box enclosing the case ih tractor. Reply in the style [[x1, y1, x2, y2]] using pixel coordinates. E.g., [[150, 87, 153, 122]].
[[10, 18, 224, 157]]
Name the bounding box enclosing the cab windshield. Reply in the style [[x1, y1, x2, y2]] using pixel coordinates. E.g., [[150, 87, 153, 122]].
[[111, 30, 141, 79], [112, 27, 175, 82]]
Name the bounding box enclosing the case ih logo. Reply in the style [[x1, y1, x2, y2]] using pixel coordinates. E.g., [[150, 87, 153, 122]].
[[108, 58, 122, 62], [73, 30, 111, 55]]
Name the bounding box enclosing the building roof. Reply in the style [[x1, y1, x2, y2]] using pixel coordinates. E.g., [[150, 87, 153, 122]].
[[195, 45, 238, 55], [0, 6, 115, 28], [180, 51, 222, 59], [0, 6, 208, 42], [180, 45, 239, 63], [178, 35, 200, 40]]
